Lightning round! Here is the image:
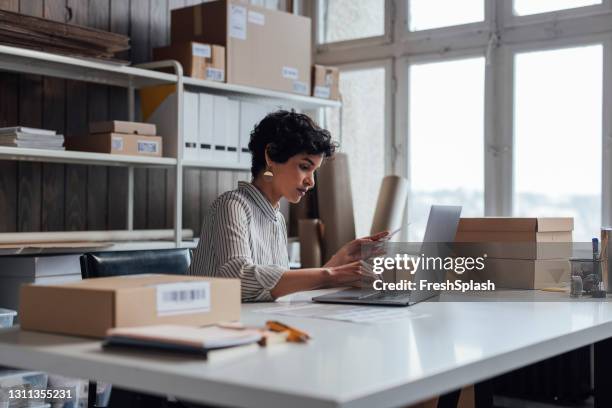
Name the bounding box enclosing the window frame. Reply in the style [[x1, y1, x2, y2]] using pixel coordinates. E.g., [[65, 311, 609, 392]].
[[400, 0, 491, 41], [312, 0, 612, 236], [332, 59, 395, 178], [397, 49, 489, 238], [313, 0, 393, 52], [503, 0, 612, 27], [501, 34, 612, 225]]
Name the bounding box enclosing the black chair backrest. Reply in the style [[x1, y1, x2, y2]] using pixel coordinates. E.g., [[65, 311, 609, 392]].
[[80, 248, 192, 279]]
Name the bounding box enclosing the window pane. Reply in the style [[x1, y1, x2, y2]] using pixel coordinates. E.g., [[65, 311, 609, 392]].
[[514, 45, 602, 241], [408, 57, 485, 241], [318, 0, 385, 43], [513, 0, 601, 16], [326, 68, 386, 237], [408, 0, 484, 31]]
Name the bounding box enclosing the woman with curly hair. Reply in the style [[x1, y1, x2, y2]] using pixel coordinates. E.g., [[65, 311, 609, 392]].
[[190, 110, 387, 301]]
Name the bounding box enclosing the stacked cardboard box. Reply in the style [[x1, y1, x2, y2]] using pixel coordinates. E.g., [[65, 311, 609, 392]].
[[312, 65, 340, 100], [454, 217, 574, 289], [66, 121, 162, 157], [171, 0, 311, 95], [153, 41, 226, 82]]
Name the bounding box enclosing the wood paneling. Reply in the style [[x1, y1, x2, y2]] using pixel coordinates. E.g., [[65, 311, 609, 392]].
[[0, 0, 263, 235]]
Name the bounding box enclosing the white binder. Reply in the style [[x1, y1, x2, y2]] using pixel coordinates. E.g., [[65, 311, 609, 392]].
[[198, 93, 214, 162], [183, 91, 199, 161], [212, 95, 228, 162], [225, 99, 241, 165]]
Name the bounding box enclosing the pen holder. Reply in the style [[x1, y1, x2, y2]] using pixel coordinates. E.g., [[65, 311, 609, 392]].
[[570, 258, 601, 296]]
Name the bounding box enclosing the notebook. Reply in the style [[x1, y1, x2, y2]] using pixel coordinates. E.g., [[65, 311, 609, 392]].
[[103, 325, 262, 357]]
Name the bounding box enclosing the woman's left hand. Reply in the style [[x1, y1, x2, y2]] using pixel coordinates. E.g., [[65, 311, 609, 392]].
[[324, 231, 389, 268]]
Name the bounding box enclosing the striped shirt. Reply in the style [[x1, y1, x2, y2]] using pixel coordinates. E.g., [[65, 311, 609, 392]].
[[189, 181, 288, 302]]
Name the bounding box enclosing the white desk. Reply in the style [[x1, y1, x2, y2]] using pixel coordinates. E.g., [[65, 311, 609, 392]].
[[0, 290, 611, 408]]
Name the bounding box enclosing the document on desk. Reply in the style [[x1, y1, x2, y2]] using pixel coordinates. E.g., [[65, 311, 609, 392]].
[[254, 303, 428, 324]]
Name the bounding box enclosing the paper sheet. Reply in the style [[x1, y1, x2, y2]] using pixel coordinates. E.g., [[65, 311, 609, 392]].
[[254, 303, 429, 324]]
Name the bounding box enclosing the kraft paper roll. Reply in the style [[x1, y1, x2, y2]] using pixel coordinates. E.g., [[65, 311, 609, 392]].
[[298, 219, 322, 268], [316, 153, 356, 262], [370, 175, 409, 237]]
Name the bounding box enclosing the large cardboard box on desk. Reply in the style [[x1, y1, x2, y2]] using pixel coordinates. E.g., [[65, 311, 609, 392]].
[[471, 258, 571, 289], [171, 0, 311, 95], [19, 274, 240, 338], [455, 217, 573, 260], [153, 42, 225, 81]]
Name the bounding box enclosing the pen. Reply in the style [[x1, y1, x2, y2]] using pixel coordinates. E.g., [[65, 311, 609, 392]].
[[593, 237, 599, 261]]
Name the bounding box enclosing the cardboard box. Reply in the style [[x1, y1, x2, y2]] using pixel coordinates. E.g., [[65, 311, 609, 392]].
[[312, 65, 340, 100], [19, 274, 241, 338], [457, 217, 574, 232], [454, 217, 573, 260], [153, 42, 226, 81], [89, 120, 156, 136], [66, 133, 162, 157], [171, 0, 311, 95], [470, 258, 571, 289]]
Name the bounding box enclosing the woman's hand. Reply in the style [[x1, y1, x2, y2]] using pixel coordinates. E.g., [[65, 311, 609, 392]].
[[324, 231, 389, 268], [323, 261, 377, 287]]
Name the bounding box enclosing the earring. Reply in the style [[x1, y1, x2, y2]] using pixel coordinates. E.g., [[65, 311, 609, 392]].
[[263, 167, 274, 181]]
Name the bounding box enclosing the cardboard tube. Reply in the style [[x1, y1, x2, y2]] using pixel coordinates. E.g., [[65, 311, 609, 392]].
[[298, 219, 322, 268], [370, 175, 409, 237]]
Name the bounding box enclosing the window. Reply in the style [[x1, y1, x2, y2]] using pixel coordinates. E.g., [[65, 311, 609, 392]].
[[513, 45, 603, 241], [408, 57, 485, 241], [513, 0, 601, 16], [408, 0, 484, 31], [326, 66, 387, 237], [318, 0, 385, 44]]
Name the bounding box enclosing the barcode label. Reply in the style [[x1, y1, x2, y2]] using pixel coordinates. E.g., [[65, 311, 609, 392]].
[[314, 86, 331, 99], [192, 43, 211, 58], [206, 67, 225, 82], [156, 281, 211, 316], [137, 140, 159, 154], [282, 66, 299, 80], [111, 136, 124, 151], [293, 80, 308, 95]]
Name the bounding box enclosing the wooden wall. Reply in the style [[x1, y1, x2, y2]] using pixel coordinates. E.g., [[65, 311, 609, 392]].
[[0, 0, 252, 237]]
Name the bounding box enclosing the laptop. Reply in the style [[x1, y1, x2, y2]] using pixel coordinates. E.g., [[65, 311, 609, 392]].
[[312, 205, 462, 306]]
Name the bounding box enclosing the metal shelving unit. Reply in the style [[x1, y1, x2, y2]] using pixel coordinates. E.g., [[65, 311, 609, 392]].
[[0, 44, 341, 247]]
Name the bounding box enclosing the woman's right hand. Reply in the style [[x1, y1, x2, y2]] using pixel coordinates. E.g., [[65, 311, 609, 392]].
[[324, 261, 376, 287]]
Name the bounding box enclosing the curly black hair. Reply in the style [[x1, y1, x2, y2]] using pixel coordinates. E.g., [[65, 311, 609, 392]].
[[248, 110, 337, 178]]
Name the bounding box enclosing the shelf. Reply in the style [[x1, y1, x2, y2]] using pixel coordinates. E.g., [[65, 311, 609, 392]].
[[0, 240, 197, 256], [181, 160, 250, 171], [0, 45, 176, 88], [0, 147, 177, 168], [182, 76, 342, 110]]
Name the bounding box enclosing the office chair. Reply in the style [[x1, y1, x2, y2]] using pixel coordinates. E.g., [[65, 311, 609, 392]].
[[79, 248, 192, 408]]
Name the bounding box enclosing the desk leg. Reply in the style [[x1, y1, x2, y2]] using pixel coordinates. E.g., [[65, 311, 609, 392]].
[[474, 380, 493, 408], [594, 337, 612, 408]]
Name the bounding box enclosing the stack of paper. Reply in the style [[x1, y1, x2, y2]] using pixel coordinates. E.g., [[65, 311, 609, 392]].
[[0, 127, 64, 150]]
